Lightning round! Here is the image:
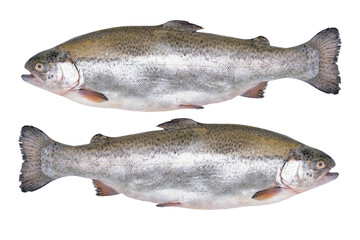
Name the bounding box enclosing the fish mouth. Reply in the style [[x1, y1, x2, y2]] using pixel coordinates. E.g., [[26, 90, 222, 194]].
[[325, 171, 339, 180], [21, 73, 43, 87], [21, 73, 35, 82], [317, 170, 339, 184]]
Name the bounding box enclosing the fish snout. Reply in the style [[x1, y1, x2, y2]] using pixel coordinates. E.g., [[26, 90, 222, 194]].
[[326, 171, 339, 180], [321, 170, 339, 182], [21, 73, 43, 88], [24, 59, 32, 70], [21, 73, 34, 81], [22, 58, 41, 85], [315, 167, 339, 187]]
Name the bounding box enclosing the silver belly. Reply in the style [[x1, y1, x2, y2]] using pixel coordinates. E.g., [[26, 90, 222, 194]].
[[75, 46, 316, 111]]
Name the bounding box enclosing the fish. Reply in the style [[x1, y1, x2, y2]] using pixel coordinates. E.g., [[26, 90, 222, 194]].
[[21, 20, 341, 111], [19, 118, 338, 209]]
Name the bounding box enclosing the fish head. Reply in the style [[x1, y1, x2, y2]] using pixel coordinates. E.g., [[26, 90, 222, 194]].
[[280, 145, 338, 193], [22, 47, 80, 95]]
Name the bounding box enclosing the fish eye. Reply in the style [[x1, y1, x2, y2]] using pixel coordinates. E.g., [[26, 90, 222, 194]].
[[34, 63, 45, 72], [315, 160, 326, 170]]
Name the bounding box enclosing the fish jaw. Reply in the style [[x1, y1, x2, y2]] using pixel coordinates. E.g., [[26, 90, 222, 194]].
[[316, 170, 339, 186], [313, 155, 339, 188], [299, 169, 339, 193], [22, 62, 82, 96], [21, 72, 65, 95], [21, 73, 44, 89]]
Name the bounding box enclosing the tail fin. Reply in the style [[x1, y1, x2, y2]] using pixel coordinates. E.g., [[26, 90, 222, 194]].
[[19, 126, 56, 192], [305, 28, 341, 94]]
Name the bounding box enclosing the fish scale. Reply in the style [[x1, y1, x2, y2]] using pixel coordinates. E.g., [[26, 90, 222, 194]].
[[22, 20, 340, 111], [19, 119, 338, 209]]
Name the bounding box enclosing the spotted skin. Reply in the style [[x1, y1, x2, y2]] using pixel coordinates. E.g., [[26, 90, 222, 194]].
[[22, 21, 341, 111], [19, 119, 338, 209]]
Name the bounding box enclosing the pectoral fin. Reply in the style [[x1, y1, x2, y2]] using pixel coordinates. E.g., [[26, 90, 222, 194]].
[[252, 187, 284, 200], [77, 89, 108, 103]]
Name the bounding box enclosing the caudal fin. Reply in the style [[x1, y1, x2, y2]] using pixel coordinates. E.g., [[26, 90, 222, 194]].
[[19, 126, 56, 192], [305, 28, 341, 94]]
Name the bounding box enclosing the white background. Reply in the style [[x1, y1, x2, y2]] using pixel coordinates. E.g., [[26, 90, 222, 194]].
[[1, 0, 359, 239]]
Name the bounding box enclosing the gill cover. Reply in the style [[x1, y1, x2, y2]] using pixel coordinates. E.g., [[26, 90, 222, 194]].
[[280, 151, 304, 191]]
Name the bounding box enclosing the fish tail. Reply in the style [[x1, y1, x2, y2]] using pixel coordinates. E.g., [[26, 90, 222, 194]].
[[305, 28, 341, 94], [19, 126, 56, 192]]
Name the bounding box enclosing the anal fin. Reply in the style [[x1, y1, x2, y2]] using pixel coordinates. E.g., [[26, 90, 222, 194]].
[[93, 180, 119, 196], [252, 187, 283, 200], [77, 89, 108, 103], [179, 104, 204, 109], [156, 202, 181, 207], [241, 82, 268, 98]]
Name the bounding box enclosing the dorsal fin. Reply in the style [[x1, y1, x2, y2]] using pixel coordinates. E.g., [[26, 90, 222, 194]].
[[161, 20, 203, 33], [251, 36, 270, 46], [157, 118, 200, 130], [90, 134, 109, 144]]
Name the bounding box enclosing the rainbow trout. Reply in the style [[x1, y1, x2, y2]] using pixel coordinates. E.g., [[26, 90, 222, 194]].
[[22, 21, 341, 111], [19, 119, 338, 209]]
